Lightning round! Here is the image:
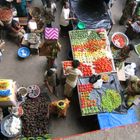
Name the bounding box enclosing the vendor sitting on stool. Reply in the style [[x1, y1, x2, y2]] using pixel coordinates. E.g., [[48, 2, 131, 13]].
[[114, 44, 134, 62], [125, 20, 140, 40], [48, 98, 70, 118], [126, 75, 140, 96], [125, 75, 140, 106], [7, 19, 26, 43], [33, 17, 45, 37]]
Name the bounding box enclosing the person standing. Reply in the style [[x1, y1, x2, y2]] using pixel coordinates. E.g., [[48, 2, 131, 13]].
[[64, 60, 83, 98], [46, 40, 61, 69], [59, 1, 76, 36], [39, 40, 61, 69], [43, 10, 55, 27], [125, 21, 140, 40], [13, 0, 27, 17], [44, 67, 59, 96], [41, 0, 56, 15], [119, 0, 137, 25]]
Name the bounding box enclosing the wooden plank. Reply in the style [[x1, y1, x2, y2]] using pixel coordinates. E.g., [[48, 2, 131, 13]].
[[116, 62, 126, 81]]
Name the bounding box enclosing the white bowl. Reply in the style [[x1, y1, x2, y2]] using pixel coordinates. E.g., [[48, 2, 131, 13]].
[[17, 87, 28, 98], [111, 32, 129, 48]]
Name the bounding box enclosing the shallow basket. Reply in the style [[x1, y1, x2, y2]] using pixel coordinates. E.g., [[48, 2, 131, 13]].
[[29, 7, 41, 18], [27, 85, 40, 98]]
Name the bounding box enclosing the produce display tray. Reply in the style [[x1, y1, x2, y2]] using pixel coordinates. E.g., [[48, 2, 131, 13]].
[[69, 29, 116, 74], [77, 74, 123, 116]]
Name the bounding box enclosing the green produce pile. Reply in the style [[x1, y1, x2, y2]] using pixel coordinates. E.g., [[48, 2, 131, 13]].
[[101, 89, 121, 112], [136, 44, 140, 55], [69, 30, 89, 39], [82, 106, 99, 115], [69, 30, 101, 45], [70, 38, 88, 46]]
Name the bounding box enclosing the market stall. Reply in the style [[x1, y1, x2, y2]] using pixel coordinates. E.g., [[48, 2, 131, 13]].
[[61, 28, 125, 116], [68, 28, 115, 73], [0, 79, 17, 107], [0, 82, 51, 139], [69, 0, 113, 30], [77, 74, 123, 116]]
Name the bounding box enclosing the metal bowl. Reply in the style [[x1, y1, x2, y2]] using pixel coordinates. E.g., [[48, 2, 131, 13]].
[[111, 32, 129, 48]]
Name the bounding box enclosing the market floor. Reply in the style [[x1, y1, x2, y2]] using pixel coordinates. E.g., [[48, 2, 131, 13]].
[[0, 0, 140, 139]]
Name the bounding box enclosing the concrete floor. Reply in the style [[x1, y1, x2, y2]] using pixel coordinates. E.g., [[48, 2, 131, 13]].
[[1, 0, 140, 139]]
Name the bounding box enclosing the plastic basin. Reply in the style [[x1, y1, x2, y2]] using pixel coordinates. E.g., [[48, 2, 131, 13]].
[[77, 22, 86, 29], [17, 47, 30, 58]]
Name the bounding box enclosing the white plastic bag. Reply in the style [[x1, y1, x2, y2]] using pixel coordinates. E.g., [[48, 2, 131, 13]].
[[93, 79, 103, 89]]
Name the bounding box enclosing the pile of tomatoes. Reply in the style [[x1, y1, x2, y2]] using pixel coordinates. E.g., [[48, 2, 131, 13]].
[[78, 83, 93, 93], [93, 57, 113, 73]]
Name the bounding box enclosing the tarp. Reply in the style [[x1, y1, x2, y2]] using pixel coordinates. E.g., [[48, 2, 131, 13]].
[[70, 0, 112, 29], [98, 109, 139, 129], [78, 74, 124, 111]]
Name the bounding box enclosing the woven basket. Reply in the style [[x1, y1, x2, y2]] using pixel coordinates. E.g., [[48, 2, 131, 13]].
[[29, 7, 41, 18]]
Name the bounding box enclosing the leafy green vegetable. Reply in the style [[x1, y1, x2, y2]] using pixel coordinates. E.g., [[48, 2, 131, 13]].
[[101, 89, 121, 112], [136, 44, 140, 55]]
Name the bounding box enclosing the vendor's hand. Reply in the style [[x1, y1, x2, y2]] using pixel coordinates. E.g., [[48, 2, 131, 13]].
[[73, 18, 77, 21], [34, 29, 39, 33], [127, 19, 132, 25]]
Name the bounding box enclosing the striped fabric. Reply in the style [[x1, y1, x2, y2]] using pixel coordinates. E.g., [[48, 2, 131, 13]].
[[45, 27, 59, 40]]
